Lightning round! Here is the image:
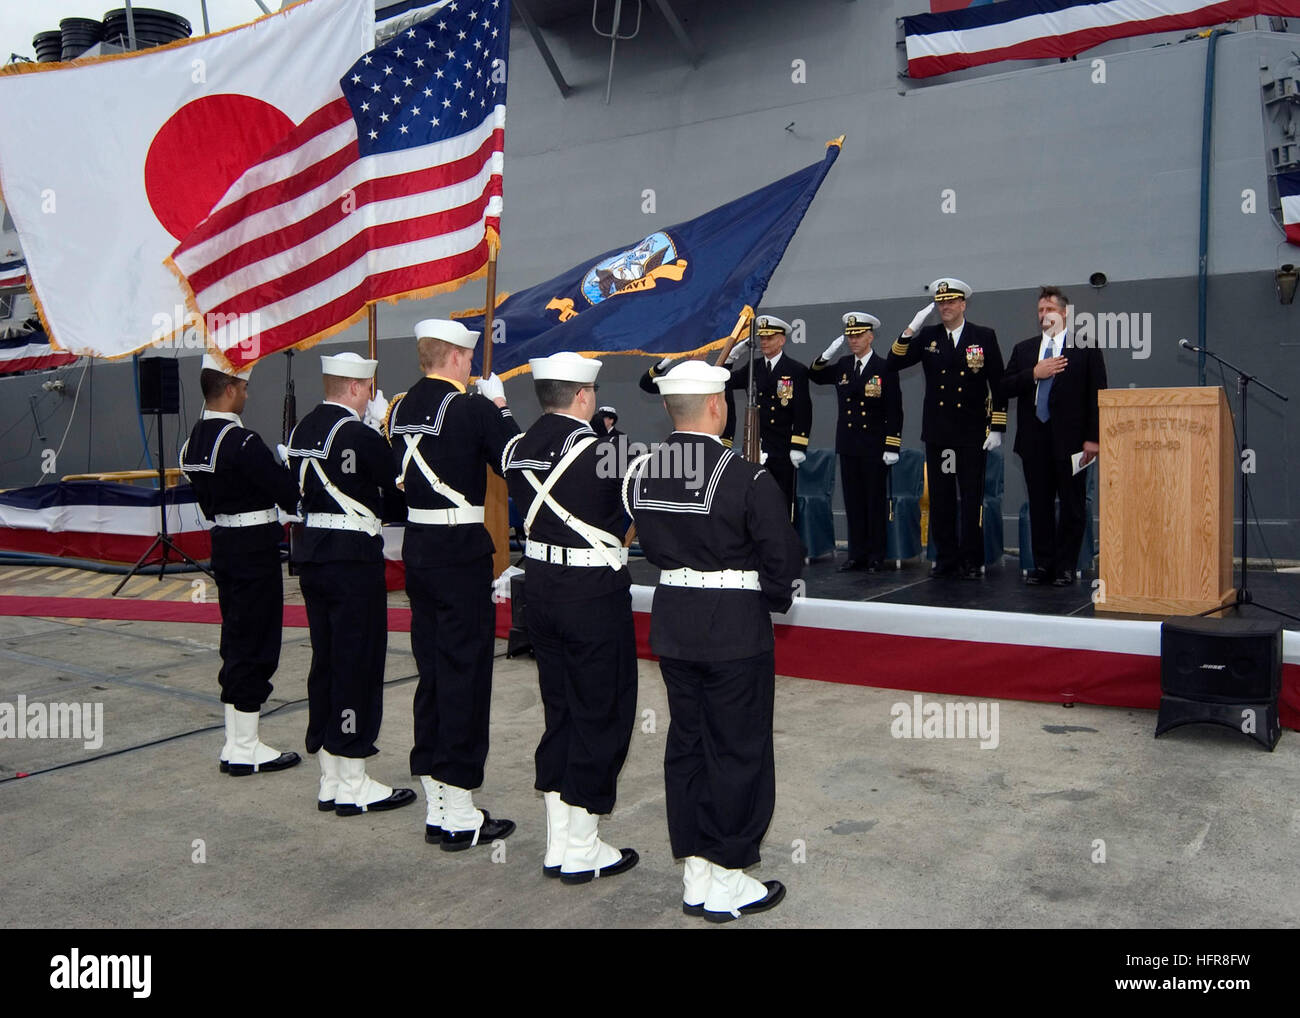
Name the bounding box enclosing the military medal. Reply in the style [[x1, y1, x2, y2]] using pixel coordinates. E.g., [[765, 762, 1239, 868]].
[[966, 345, 984, 370], [777, 377, 793, 406], [864, 375, 882, 398]]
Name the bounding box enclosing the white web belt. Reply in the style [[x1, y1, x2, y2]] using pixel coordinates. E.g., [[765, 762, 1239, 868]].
[[212, 509, 278, 528], [659, 568, 760, 591]]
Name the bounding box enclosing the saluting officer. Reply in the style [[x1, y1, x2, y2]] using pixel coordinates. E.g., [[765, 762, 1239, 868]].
[[287, 352, 414, 816], [387, 318, 518, 851], [181, 353, 301, 777], [639, 337, 749, 448], [503, 352, 638, 884], [625, 359, 802, 922], [809, 312, 903, 573], [725, 316, 811, 520], [888, 279, 1006, 580]]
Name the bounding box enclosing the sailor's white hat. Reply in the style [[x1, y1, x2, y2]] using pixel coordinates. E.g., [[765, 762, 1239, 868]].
[[201, 353, 252, 381], [530, 351, 601, 384], [654, 360, 730, 395], [415, 318, 479, 349], [320, 351, 377, 379]]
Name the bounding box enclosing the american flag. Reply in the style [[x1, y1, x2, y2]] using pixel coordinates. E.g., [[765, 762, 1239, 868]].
[[171, 0, 509, 370]]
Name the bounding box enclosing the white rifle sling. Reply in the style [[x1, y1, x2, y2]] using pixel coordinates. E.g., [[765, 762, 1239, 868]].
[[520, 436, 624, 571], [400, 434, 478, 513], [299, 455, 382, 535]]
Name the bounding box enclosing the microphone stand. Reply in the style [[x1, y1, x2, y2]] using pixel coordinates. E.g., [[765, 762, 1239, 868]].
[[1180, 340, 1298, 623]]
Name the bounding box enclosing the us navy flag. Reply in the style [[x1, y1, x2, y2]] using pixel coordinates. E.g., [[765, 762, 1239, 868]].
[[457, 139, 842, 377]]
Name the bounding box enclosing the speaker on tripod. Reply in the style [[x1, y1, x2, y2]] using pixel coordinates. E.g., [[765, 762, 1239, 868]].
[[112, 357, 211, 595], [1155, 617, 1282, 750]]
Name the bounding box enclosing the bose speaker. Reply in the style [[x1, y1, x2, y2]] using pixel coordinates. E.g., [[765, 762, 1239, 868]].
[[1156, 617, 1282, 750], [138, 357, 180, 415]]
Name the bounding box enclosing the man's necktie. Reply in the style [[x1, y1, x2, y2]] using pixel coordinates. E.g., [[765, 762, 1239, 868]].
[[949, 332, 956, 348], [854, 360, 862, 379], [1036, 344, 1054, 422]]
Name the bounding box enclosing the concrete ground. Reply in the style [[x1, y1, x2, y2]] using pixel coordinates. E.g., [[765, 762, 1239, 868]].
[[0, 565, 1298, 929]]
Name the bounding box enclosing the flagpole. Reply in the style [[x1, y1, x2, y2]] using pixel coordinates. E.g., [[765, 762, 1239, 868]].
[[367, 304, 377, 396], [481, 248, 510, 580]]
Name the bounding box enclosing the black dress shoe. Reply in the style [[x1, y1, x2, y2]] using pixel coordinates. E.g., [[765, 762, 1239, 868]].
[[866, 560, 882, 573], [1052, 570, 1075, 587], [959, 565, 982, 580], [543, 863, 561, 878], [703, 880, 786, 923], [1025, 568, 1048, 585], [682, 901, 705, 917], [560, 848, 639, 884], [317, 799, 335, 813], [425, 825, 446, 844], [837, 558, 866, 573], [441, 810, 516, 851], [930, 564, 958, 578], [226, 751, 302, 777], [335, 786, 417, 817]]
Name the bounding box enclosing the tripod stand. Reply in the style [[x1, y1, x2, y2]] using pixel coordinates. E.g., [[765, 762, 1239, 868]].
[[113, 390, 211, 596], [1182, 340, 1298, 624]]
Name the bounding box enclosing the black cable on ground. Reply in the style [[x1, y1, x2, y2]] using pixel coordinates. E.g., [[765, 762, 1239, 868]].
[[0, 672, 421, 786]]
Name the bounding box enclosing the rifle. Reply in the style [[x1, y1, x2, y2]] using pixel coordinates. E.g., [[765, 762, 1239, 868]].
[[742, 313, 761, 463]]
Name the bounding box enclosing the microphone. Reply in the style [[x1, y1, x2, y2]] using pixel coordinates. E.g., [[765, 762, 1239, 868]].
[[1179, 338, 1203, 353]]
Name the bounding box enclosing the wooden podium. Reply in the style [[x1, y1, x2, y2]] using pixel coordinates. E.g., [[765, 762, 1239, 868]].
[[1096, 387, 1235, 615]]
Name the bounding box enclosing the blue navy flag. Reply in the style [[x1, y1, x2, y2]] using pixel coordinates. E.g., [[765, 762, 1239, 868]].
[[459, 139, 843, 379]]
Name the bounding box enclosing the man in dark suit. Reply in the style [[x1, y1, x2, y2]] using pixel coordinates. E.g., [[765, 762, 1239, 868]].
[[809, 312, 903, 572], [888, 278, 1007, 580], [1001, 286, 1108, 586], [725, 316, 812, 521]]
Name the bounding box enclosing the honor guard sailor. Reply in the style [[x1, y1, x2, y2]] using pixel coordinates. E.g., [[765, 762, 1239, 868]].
[[181, 354, 301, 777], [503, 351, 639, 884], [888, 279, 1006, 580], [809, 313, 903, 572], [724, 316, 811, 520], [626, 359, 802, 922], [388, 319, 519, 850], [287, 352, 414, 816]]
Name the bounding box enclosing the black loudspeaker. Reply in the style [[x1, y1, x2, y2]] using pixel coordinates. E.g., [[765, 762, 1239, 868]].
[[506, 571, 532, 658], [138, 357, 180, 415], [1156, 618, 1283, 751]]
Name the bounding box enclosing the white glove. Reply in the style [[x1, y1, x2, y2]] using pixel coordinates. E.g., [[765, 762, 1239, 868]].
[[475, 372, 505, 403], [275, 443, 289, 466], [491, 564, 523, 604], [655, 357, 673, 372], [725, 338, 750, 366], [983, 432, 1002, 452], [363, 388, 387, 433], [820, 335, 844, 362], [882, 451, 899, 466], [789, 449, 806, 468], [905, 303, 935, 335], [760, 450, 769, 465]]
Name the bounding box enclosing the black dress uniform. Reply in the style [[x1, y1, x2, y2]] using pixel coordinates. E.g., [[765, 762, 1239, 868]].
[[726, 352, 812, 518], [287, 402, 405, 759], [1002, 329, 1107, 580], [503, 413, 637, 816], [181, 410, 299, 712], [808, 349, 902, 568], [388, 376, 519, 789], [642, 362, 738, 447], [889, 321, 1006, 573], [625, 432, 802, 871]]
